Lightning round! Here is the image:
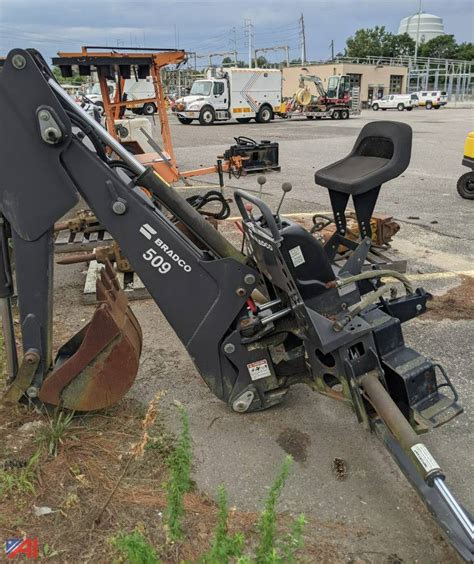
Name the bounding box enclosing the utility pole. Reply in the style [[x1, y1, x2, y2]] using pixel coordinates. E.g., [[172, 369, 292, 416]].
[[230, 27, 238, 64], [244, 19, 253, 68], [299, 13, 307, 64], [329, 40, 335, 61], [414, 0, 422, 62]]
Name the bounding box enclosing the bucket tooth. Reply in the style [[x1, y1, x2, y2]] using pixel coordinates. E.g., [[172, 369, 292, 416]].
[[38, 261, 142, 411]]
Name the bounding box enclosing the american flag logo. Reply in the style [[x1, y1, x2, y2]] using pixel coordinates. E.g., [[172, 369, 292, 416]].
[[5, 538, 39, 559], [6, 539, 23, 555]]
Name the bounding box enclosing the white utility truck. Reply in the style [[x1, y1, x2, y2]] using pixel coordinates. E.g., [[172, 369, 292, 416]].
[[371, 93, 419, 112], [173, 67, 282, 125], [85, 78, 158, 115]]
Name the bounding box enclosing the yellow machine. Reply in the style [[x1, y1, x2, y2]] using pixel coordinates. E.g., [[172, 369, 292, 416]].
[[457, 132, 474, 199]]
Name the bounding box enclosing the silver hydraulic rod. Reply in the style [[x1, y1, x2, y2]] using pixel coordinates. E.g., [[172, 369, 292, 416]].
[[1, 296, 18, 382], [362, 372, 474, 545], [48, 79, 146, 176], [260, 306, 292, 325], [257, 298, 282, 312], [433, 477, 474, 541]]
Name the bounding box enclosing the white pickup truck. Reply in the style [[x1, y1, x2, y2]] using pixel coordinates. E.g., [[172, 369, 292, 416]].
[[173, 67, 282, 125], [416, 90, 448, 109], [371, 93, 418, 112]]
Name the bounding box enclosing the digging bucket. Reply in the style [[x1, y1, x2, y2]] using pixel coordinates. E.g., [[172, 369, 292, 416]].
[[38, 261, 142, 411]]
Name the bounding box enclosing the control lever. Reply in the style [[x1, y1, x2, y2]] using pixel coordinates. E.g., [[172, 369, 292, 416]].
[[257, 175, 267, 198], [276, 182, 292, 217]]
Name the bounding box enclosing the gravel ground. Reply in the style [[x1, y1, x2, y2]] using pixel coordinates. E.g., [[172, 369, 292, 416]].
[[55, 107, 473, 563]]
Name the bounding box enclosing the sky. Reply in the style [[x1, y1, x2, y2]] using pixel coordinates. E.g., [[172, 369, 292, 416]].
[[0, 0, 473, 65]]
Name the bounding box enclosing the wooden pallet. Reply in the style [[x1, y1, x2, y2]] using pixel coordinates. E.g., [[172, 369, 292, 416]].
[[83, 261, 150, 304], [55, 229, 113, 253]]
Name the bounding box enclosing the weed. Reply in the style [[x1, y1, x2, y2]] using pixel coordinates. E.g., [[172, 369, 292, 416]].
[[111, 530, 160, 564], [200, 457, 305, 563], [278, 513, 307, 563], [132, 393, 162, 459], [200, 486, 244, 563], [255, 455, 293, 562], [253, 455, 306, 563], [42, 543, 60, 559], [145, 421, 175, 461], [164, 406, 192, 541], [0, 330, 5, 382], [95, 393, 163, 525], [37, 408, 75, 456], [0, 450, 40, 499]]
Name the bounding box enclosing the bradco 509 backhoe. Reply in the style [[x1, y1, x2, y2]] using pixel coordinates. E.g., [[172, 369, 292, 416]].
[[0, 50, 472, 560]]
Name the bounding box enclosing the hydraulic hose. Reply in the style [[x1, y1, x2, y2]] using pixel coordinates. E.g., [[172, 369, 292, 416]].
[[333, 284, 397, 331], [336, 269, 414, 295], [49, 78, 245, 264]]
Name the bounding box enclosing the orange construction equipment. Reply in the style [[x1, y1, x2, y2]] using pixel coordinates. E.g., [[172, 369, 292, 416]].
[[53, 47, 244, 183]]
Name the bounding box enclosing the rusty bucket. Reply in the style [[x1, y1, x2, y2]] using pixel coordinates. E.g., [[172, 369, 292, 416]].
[[38, 261, 142, 411]]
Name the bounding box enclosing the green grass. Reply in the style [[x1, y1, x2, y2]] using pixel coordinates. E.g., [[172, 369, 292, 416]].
[[0, 450, 40, 499], [111, 531, 160, 564], [36, 407, 75, 456], [164, 406, 193, 541]]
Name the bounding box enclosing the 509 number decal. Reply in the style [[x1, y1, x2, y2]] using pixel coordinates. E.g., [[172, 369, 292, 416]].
[[143, 248, 171, 274]]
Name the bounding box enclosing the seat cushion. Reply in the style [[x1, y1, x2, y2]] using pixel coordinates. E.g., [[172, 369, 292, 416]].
[[315, 155, 390, 195]]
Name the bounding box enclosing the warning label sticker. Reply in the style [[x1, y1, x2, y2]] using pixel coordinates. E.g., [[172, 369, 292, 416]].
[[247, 359, 272, 381], [411, 443, 440, 474], [289, 245, 305, 268]]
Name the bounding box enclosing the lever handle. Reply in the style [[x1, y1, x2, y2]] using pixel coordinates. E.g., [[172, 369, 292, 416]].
[[276, 182, 293, 216]]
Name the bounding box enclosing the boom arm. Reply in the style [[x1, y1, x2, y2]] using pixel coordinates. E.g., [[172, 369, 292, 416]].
[[0, 49, 260, 407]]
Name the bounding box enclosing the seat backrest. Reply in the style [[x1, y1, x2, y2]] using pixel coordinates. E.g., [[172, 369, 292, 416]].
[[352, 121, 412, 180]]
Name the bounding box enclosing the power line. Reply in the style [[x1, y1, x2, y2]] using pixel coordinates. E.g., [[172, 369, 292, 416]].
[[299, 13, 307, 64], [244, 18, 253, 68]]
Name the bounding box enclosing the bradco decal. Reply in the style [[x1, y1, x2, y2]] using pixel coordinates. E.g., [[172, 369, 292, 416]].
[[247, 229, 273, 250], [139, 224, 192, 273]]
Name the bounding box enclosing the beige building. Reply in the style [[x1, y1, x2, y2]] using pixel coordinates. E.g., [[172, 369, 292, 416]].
[[282, 63, 409, 107]]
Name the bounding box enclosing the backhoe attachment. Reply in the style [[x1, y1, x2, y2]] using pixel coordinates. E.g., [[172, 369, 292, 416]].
[[0, 49, 472, 560]]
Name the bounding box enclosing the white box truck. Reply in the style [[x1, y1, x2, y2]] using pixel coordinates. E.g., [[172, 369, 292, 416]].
[[85, 78, 158, 115], [173, 67, 282, 125]]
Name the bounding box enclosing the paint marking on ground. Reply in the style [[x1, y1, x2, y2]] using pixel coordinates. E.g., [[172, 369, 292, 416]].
[[404, 270, 474, 281]]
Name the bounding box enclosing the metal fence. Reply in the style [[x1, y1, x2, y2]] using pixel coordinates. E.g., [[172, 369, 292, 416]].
[[289, 55, 474, 101]]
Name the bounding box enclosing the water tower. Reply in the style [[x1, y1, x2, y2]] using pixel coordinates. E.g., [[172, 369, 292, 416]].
[[398, 12, 445, 43]]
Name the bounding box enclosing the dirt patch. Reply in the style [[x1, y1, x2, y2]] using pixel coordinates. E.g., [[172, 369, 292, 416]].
[[276, 427, 311, 463], [0, 400, 363, 563], [426, 275, 474, 320]]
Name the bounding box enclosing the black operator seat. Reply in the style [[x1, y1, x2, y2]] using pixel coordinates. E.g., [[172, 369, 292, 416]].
[[314, 121, 412, 239]]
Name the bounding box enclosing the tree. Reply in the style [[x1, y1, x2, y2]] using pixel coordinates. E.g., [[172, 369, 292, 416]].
[[345, 27, 415, 58], [384, 33, 415, 57], [221, 56, 234, 66], [254, 55, 269, 68], [456, 42, 474, 61], [345, 26, 389, 57], [52, 65, 88, 85], [419, 34, 458, 59]]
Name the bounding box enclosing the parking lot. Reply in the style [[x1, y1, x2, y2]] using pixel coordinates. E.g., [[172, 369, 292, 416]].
[[56, 107, 473, 562]]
